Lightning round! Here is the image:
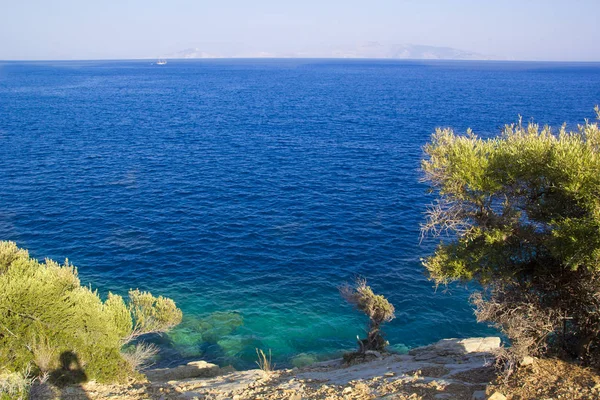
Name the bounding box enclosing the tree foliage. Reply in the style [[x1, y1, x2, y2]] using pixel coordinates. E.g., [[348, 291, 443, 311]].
[[340, 278, 395, 353], [127, 289, 182, 342], [0, 241, 182, 384], [421, 107, 600, 364]]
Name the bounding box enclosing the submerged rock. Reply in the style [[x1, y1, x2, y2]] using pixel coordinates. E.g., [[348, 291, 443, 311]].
[[217, 336, 247, 357], [198, 311, 244, 343], [291, 353, 318, 368], [167, 311, 245, 359]]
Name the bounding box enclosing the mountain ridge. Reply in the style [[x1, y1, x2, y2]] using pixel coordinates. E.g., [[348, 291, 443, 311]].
[[164, 42, 496, 60]]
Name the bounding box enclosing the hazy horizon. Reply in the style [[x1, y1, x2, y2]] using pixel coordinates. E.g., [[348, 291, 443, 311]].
[[1, 0, 599, 62]]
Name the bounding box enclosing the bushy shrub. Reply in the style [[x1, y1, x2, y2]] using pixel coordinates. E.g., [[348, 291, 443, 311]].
[[0, 241, 182, 384], [421, 107, 600, 366], [340, 278, 395, 353], [126, 289, 182, 342]]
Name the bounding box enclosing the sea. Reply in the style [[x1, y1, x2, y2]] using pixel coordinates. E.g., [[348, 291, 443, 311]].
[[1, 59, 599, 369]]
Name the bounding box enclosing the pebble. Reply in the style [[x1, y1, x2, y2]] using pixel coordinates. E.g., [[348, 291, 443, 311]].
[[521, 356, 535, 366], [471, 390, 486, 400], [488, 392, 507, 400]]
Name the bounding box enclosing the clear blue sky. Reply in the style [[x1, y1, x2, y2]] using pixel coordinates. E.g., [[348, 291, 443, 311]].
[[1, 0, 598, 61]]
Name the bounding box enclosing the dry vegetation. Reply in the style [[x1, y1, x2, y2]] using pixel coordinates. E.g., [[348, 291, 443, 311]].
[[489, 358, 600, 399], [255, 349, 275, 373]]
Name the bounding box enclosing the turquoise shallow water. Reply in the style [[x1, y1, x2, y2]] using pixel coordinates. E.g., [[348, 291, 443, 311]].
[[0, 59, 599, 368]]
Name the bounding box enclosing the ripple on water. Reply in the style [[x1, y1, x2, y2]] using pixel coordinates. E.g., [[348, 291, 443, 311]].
[[1, 59, 599, 368]]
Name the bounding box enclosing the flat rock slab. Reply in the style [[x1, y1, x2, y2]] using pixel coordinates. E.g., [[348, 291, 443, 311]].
[[145, 361, 220, 381], [297, 337, 501, 386], [411, 337, 501, 356], [410, 337, 501, 362]]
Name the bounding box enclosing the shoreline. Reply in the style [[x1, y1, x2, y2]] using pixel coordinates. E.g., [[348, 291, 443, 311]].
[[33, 337, 501, 399]]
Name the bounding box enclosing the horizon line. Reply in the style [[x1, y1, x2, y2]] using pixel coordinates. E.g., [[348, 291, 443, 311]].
[[2, 57, 600, 63]]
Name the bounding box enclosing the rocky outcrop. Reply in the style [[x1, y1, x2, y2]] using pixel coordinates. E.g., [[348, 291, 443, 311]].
[[38, 337, 503, 399], [151, 336, 502, 399], [409, 337, 501, 362]]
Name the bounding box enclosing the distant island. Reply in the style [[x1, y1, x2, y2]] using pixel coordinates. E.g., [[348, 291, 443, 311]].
[[163, 42, 496, 60]]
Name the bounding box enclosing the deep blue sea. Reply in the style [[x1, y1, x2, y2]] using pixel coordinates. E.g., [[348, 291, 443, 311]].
[[1, 59, 599, 369]]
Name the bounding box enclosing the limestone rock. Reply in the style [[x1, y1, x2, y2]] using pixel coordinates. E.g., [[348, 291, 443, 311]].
[[145, 361, 220, 381], [487, 392, 507, 400], [460, 337, 501, 353], [410, 337, 501, 361]]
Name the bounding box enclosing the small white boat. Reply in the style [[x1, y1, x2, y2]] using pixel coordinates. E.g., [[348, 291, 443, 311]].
[[156, 58, 167, 65]]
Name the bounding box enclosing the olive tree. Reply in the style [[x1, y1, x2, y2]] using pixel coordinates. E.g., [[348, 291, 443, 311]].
[[421, 107, 600, 365]]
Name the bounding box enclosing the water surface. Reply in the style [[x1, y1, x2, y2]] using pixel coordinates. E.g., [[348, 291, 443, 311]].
[[1, 59, 599, 368]]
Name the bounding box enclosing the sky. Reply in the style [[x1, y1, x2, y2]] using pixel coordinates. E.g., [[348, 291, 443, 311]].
[[1, 0, 599, 61]]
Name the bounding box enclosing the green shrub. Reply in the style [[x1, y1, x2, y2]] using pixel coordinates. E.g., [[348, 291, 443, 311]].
[[0, 241, 182, 384], [421, 107, 600, 365], [127, 289, 182, 342]]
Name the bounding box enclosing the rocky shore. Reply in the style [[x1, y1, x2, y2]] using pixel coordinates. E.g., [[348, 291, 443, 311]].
[[35, 337, 502, 399]]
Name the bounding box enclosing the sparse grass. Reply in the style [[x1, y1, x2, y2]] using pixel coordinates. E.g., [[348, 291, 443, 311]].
[[255, 349, 275, 373], [121, 342, 159, 372], [29, 338, 57, 373], [0, 368, 33, 400]]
